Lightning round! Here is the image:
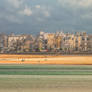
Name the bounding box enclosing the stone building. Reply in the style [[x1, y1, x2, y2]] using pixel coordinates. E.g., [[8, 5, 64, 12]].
[[46, 33, 55, 51], [88, 35, 92, 52], [23, 35, 35, 52], [54, 32, 64, 50], [80, 32, 89, 52], [0, 34, 8, 53], [33, 32, 48, 52], [74, 32, 82, 52], [7, 33, 27, 52], [61, 33, 76, 53]]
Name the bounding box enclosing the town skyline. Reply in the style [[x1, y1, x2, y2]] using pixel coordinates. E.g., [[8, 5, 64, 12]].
[[0, 31, 92, 54]]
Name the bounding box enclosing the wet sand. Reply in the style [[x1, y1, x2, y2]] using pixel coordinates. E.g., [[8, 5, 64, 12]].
[[0, 75, 92, 92]]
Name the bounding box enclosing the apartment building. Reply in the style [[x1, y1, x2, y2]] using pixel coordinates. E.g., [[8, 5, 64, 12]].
[[88, 35, 92, 52], [55, 32, 64, 50], [8, 33, 27, 52], [61, 33, 76, 53], [80, 32, 89, 52]]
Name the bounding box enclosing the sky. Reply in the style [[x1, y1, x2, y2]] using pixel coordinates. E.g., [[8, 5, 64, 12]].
[[0, 0, 92, 34]]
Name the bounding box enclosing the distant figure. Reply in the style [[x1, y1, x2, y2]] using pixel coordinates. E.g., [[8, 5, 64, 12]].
[[38, 60, 40, 64], [21, 58, 25, 62]]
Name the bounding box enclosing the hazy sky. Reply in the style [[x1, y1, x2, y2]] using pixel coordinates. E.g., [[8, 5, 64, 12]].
[[0, 0, 92, 34]]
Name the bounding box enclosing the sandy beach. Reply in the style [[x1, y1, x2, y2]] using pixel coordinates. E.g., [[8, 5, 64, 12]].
[[0, 54, 92, 65]]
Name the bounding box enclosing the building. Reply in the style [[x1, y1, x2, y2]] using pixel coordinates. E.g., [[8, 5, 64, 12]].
[[74, 32, 82, 52], [46, 33, 55, 51], [54, 32, 64, 50], [61, 33, 76, 53], [8, 33, 27, 52], [0, 33, 8, 53], [80, 32, 89, 52], [88, 35, 92, 52], [23, 35, 34, 52], [35, 32, 47, 51]]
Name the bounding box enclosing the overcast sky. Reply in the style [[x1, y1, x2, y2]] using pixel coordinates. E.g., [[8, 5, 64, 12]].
[[0, 0, 92, 34]]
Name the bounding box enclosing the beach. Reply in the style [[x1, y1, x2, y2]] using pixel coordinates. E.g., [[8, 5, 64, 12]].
[[0, 75, 92, 92], [0, 54, 92, 65]]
